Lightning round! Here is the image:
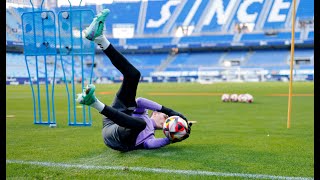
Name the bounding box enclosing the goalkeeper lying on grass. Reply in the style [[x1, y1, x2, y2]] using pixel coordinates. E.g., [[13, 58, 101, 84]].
[[76, 9, 192, 152]]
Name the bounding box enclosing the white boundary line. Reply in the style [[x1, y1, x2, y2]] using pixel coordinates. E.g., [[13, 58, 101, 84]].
[[7, 160, 313, 180]]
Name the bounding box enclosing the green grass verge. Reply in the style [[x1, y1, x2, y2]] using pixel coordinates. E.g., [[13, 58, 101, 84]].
[[6, 82, 314, 179]]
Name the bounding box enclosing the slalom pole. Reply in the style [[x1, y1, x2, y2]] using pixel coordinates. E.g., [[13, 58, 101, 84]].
[[287, 0, 297, 129]]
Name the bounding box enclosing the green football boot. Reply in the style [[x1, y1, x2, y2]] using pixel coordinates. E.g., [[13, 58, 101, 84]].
[[84, 9, 110, 41], [76, 84, 97, 106]]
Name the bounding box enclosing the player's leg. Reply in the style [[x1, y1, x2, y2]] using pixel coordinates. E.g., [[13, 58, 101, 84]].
[[95, 38, 140, 112], [82, 9, 144, 151], [76, 84, 146, 131], [103, 43, 141, 110], [84, 8, 140, 111], [102, 124, 140, 152]]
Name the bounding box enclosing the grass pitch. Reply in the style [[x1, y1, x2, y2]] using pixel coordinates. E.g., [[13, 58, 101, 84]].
[[6, 82, 314, 179]]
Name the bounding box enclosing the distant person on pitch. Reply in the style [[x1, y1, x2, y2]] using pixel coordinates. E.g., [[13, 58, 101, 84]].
[[76, 9, 192, 152]]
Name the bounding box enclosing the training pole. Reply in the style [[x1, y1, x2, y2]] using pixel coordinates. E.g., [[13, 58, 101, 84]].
[[287, 0, 297, 129]]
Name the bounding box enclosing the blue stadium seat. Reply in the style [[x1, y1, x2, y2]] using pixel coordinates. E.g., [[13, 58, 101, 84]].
[[138, 68, 156, 77], [246, 50, 289, 66], [168, 52, 224, 68], [107, 38, 120, 46], [165, 67, 198, 71], [6, 10, 20, 30], [95, 53, 168, 77], [144, 1, 179, 34], [102, 2, 141, 35], [126, 37, 173, 45], [229, 1, 265, 31], [179, 35, 234, 44], [200, 0, 232, 32], [124, 53, 168, 67], [224, 51, 248, 59], [168, 1, 210, 33], [241, 32, 300, 42], [294, 49, 314, 58], [296, 0, 314, 18], [307, 31, 314, 39]]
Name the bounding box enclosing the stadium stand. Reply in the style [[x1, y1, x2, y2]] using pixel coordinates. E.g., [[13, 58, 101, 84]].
[[169, 52, 224, 67], [6, 0, 314, 82], [166, 0, 210, 33], [296, 0, 314, 18], [245, 50, 289, 67], [102, 2, 141, 34], [241, 32, 300, 42], [6, 10, 20, 30], [307, 31, 314, 39], [143, 0, 179, 34], [179, 34, 234, 44], [126, 37, 173, 46]]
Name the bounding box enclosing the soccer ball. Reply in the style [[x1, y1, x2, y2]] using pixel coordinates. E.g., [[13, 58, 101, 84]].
[[245, 94, 254, 103], [237, 94, 244, 102], [238, 94, 248, 102], [230, 94, 238, 102], [221, 94, 230, 102], [241, 94, 248, 102], [163, 116, 188, 141]]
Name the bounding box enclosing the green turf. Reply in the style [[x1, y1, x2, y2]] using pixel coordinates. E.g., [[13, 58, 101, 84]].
[[6, 82, 314, 179]]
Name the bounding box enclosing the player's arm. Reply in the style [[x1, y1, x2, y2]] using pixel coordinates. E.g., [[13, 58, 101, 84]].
[[159, 105, 188, 121], [134, 97, 162, 113], [133, 97, 151, 114], [135, 97, 187, 119], [135, 97, 192, 134], [143, 134, 191, 149], [143, 137, 171, 149]]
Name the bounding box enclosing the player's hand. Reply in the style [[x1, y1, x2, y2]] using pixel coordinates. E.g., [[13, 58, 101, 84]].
[[171, 133, 190, 143], [171, 111, 188, 122], [160, 106, 188, 123]]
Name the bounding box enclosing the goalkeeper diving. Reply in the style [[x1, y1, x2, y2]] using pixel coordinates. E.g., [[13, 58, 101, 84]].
[[76, 9, 192, 152]]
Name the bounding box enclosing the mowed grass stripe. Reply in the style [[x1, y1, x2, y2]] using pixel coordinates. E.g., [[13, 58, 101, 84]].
[[6, 160, 313, 180]]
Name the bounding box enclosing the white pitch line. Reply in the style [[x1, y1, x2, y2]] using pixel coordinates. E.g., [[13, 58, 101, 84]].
[[6, 160, 313, 180]]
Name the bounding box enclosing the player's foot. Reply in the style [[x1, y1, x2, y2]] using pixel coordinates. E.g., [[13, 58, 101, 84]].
[[83, 9, 110, 41], [76, 84, 97, 106]]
